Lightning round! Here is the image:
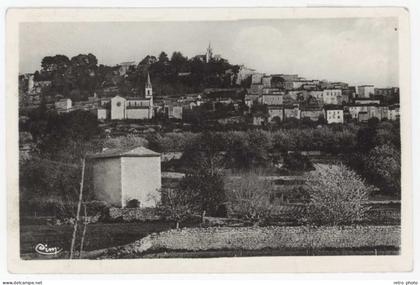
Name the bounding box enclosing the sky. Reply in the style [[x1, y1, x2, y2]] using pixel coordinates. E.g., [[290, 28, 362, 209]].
[[19, 18, 399, 87]]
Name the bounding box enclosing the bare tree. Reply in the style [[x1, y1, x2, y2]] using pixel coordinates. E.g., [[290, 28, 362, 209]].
[[225, 171, 275, 224], [157, 187, 197, 229]]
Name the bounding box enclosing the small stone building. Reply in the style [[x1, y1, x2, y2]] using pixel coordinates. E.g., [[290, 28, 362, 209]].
[[88, 146, 161, 208]]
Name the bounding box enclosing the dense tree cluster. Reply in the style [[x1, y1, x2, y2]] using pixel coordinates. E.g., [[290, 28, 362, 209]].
[[19, 107, 401, 220], [34, 51, 240, 102], [347, 119, 401, 196], [148, 126, 359, 158]]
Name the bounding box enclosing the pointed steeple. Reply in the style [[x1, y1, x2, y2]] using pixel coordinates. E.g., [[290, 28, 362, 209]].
[[206, 42, 213, 63], [146, 72, 152, 89]]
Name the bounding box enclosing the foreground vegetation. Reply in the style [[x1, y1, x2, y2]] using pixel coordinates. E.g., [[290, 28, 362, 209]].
[[19, 109, 401, 223]]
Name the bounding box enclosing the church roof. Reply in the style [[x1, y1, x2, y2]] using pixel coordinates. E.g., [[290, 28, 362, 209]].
[[88, 146, 160, 159]]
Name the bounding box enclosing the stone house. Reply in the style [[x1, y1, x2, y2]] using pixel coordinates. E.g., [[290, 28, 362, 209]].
[[88, 146, 161, 208], [322, 89, 342, 105], [267, 106, 284, 122], [388, 104, 400, 121], [54, 98, 72, 113], [324, 105, 344, 124], [300, 106, 323, 121], [357, 85, 375, 98], [284, 104, 301, 120], [348, 104, 389, 121], [260, 94, 284, 106]]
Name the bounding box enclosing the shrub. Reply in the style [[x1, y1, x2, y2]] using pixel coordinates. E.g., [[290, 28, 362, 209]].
[[364, 144, 401, 197], [282, 152, 315, 172], [305, 164, 372, 225], [126, 199, 141, 208], [85, 200, 109, 216], [157, 187, 197, 229], [179, 171, 226, 217]]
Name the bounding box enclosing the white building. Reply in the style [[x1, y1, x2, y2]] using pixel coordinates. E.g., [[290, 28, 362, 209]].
[[96, 108, 108, 120], [284, 104, 301, 120], [388, 105, 400, 121], [348, 105, 389, 121], [324, 107, 344, 124], [27, 74, 34, 92], [55, 98, 72, 113], [119, 61, 136, 76], [167, 105, 183, 120], [125, 98, 153, 119], [262, 76, 272, 88], [284, 81, 305, 90], [89, 146, 161, 208], [322, 89, 342, 105], [268, 106, 283, 122], [111, 96, 127, 120], [236, 65, 256, 85], [251, 73, 264, 84], [260, 94, 283, 106], [358, 85, 375, 98]]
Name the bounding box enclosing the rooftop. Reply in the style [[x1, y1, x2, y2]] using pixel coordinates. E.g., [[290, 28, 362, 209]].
[[354, 98, 380, 101], [323, 104, 344, 110], [87, 146, 160, 159]]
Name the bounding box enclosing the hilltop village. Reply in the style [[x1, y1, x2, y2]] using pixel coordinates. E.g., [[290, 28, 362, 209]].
[[19, 43, 400, 133]]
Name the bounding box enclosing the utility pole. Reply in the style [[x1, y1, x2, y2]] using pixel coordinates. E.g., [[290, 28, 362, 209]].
[[79, 203, 88, 259], [69, 157, 86, 259]]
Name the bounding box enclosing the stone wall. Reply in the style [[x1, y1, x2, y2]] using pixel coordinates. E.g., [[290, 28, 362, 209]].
[[107, 207, 161, 222], [95, 225, 401, 258]]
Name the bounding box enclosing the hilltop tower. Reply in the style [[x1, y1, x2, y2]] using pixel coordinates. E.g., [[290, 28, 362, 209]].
[[206, 42, 213, 63], [145, 73, 153, 118]]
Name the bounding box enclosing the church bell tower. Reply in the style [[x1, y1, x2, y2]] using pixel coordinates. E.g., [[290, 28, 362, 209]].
[[145, 73, 153, 99]]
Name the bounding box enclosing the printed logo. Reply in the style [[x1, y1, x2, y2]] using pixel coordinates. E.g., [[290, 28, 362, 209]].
[[34, 243, 63, 255]]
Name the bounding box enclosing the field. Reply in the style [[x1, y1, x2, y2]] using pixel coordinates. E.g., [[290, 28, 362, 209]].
[[20, 221, 175, 259]]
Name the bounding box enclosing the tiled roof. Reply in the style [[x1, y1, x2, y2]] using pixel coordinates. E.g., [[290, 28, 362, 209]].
[[323, 104, 343, 110], [87, 146, 160, 159]]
